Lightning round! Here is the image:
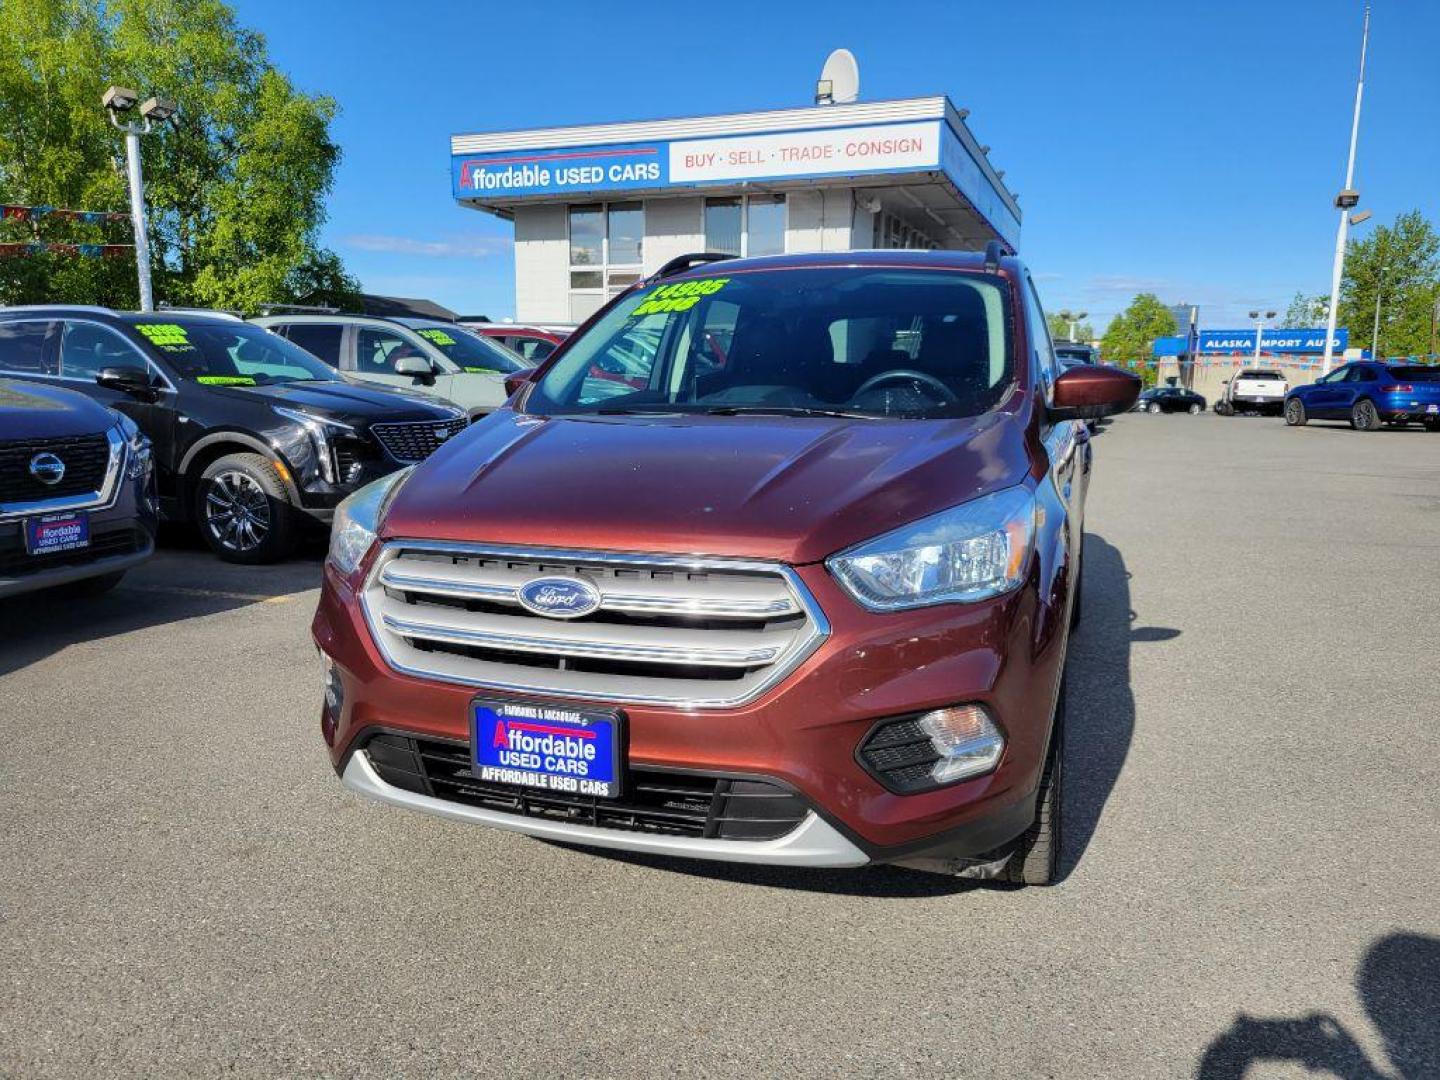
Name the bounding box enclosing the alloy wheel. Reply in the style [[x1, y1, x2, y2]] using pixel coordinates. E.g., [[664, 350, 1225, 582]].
[[1354, 400, 1379, 431], [204, 470, 272, 552]]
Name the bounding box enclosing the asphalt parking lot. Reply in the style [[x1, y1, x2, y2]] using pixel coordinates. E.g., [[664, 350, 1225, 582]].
[[2, 413, 1437, 1079]]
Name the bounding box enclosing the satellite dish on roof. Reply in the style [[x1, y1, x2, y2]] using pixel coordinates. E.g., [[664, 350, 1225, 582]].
[[816, 49, 859, 106]]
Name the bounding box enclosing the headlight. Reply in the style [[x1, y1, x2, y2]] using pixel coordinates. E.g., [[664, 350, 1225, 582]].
[[274, 407, 354, 484], [327, 466, 414, 576], [827, 486, 1036, 611], [114, 414, 152, 481]]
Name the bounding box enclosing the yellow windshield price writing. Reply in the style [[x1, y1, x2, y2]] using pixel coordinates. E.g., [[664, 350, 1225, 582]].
[[630, 277, 730, 316], [134, 323, 192, 348], [418, 328, 457, 346], [195, 376, 256, 386]]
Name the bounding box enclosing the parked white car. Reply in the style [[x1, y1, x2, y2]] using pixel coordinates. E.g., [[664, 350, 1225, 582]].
[[253, 314, 532, 419], [1216, 368, 1288, 416]]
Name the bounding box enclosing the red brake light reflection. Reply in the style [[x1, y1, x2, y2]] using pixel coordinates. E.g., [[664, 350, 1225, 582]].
[[1379, 384, 1414, 393]]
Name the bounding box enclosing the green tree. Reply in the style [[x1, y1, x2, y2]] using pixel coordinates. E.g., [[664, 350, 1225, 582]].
[[1280, 291, 1327, 328], [0, 0, 357, 312], [1337, 210, 1440, 358], [1047, 312, 1094, 343], [1101, 293, 1176, 385]]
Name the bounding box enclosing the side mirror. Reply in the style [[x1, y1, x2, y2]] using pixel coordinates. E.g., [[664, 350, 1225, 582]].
[[503, 367, 537, 397], [96, 365, 158, 400], [1050, 364, 1141, 420], [394, 356, 435, 384]]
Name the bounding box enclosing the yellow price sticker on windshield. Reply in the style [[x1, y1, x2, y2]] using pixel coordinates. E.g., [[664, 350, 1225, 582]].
[[196, 376, 256, 386], [134, 323, 196, 351], [630, 277, 730, 316], [418, 328, 457, 346]]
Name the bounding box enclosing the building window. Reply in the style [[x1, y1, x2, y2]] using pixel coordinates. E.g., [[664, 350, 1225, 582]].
[[874, 211, 936, 251], [704, 195, 786, 257], [569, 202, 645, 322]]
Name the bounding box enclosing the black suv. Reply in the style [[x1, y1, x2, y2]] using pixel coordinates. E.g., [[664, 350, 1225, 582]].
[[0, 307, 468, 563], [1, 377, 156, 599]]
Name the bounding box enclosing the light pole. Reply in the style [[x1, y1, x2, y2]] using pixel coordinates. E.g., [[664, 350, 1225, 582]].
[[1057, 310, 1088, 342], [103, 86, 177, 313], [1248, 309, 1277, 364], [1321, 4, 1371, 376]]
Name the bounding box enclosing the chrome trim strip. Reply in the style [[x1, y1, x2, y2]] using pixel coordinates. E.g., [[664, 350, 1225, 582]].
[[381, 612, 782, 667], [360, 539, 832, 710], [0, 427, 126, 523], [378, 564, 801, 618], [342, 751, 869, 868]]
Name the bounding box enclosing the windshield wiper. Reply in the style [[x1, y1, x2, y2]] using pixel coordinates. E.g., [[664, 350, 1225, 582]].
[[696, 405, 876, 419]]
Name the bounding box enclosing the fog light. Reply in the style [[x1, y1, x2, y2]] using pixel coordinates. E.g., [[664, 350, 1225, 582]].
[[919, 705, 1005, 785], [858, 704, 1005, 793], [320, 652, 344, 743]]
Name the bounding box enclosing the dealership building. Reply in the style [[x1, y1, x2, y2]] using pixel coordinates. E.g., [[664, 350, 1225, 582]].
[[450, 96, 1022, 324]]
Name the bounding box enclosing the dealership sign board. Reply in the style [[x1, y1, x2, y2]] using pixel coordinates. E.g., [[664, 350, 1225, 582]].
[[1153, 328, 1350, 356], [451, 119, 1020, 248]]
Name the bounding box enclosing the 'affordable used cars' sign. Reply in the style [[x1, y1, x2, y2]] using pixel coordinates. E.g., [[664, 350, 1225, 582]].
[[450, 121, 944, 199]]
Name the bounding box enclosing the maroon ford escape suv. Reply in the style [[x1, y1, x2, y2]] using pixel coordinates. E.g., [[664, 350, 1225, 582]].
[[312, 248, 1138, 885]]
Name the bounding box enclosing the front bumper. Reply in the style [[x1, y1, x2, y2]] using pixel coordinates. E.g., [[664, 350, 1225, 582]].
[[0, 478, 157, 599], [342, 749, 869, 867], [315, 550, 1068, 868]]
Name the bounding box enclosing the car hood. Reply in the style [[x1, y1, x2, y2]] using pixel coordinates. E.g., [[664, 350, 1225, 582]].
[[0, 378, 118, 440], [382, 409, 1032, 564], [201, 379, 458, 423]]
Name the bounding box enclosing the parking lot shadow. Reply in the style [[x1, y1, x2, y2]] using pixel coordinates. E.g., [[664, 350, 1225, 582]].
[[0, 533, 323, 680], [1196, 933, 1440, 1079], [559, 532, 1149, 896]]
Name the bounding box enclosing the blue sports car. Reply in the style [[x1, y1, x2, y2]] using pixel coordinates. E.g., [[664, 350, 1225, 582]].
[[1284, 361, 1440, 431]]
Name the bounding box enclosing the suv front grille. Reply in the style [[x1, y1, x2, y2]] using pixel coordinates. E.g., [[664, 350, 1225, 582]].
[[370, 418, 468, 463], [362, 542, 829, 708], [0, 433, 112, 503], [363, 732, 809, 841]]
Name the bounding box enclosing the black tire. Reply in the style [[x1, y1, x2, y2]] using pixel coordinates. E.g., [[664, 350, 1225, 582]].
[[1285, 398, 1307, 426], [52, 570, 126, 597], [1350, 399, 1381, 432], [195, 453, 296, 564], [1147, 401, 1162, 415], [1425, 418, 1440, 432], [1003, 685, 1064, 886], [1214, 401, 1233, 417]]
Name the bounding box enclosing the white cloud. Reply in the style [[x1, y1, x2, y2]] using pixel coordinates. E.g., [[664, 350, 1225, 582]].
[[341, 233, 512, 258]]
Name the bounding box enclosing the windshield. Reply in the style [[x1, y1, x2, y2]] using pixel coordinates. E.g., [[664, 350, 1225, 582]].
[[1238, 370, 1282, 381], [406, 322, 532, 375], [128, 321, 338, 385], [525, 267, 1014, 419]]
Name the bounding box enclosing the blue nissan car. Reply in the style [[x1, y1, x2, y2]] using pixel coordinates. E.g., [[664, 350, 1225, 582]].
[[1284, 361, 1440, 431]]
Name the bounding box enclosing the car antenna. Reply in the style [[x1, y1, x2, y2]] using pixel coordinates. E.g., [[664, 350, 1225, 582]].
[[983, 240, 1004, 274]]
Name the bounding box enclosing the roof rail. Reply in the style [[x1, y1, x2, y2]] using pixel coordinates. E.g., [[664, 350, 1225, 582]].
[[983, 240, 1004, 274], [256, 302, 342, 316], [0, 304, 117, 316], [650, 252, 736, 282], [157, 302, 244, 321]]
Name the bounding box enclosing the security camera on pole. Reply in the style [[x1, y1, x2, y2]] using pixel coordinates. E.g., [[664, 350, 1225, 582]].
[[103, 86, 178, 313], [1321, 5, 1371, 376]]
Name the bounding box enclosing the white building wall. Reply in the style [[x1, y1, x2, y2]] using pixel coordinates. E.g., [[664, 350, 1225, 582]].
[[784, 188, 857, 253], [642, 197, 703, 275], [512, 204, 569, 323]]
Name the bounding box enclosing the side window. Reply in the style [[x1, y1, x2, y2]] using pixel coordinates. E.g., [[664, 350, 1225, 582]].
[[356, 327, 426, 374], [577, 314, 667, 403], [283, 323, 344, 367], [60, 321, 147, 381], [1024, 280, 1058, 395], [0, 320, 56, 374], [1354, 366, 1378, 383], [520, 338, 557, 362]]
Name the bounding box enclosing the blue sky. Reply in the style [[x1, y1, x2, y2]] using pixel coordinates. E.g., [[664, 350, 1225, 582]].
[[235, 0, 1440, 331]]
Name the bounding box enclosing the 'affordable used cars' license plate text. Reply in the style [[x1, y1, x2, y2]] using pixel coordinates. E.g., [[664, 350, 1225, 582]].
[[471, 699, 621, 798]]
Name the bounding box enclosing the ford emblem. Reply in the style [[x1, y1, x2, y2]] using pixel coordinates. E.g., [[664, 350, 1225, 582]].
[[29, 452, 66, 486], [516, 576, 601, 619]]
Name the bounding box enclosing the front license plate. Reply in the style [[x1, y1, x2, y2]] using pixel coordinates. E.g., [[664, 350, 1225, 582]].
[[471, 698, 623, 799], [1427, 404, 1438, 414], [25, 511, 90, 556]]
